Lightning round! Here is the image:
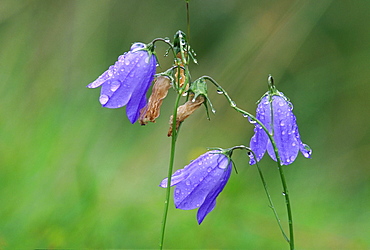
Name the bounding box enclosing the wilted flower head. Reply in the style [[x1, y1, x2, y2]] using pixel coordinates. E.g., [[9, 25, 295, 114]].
[[167, 94, 205, 136], [87, 42, 157, 123], [160, 150, 232, 224], [139, 75, 172, 125], [249, 91, 312, 165]]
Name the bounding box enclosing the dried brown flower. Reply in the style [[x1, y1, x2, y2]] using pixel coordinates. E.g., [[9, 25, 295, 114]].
[[167, 95, 205, 136], [139, 76, 171, 125]]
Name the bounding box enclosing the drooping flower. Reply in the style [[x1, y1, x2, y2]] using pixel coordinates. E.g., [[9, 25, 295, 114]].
[[160, 150, 232, 224], [249, 92, 312, 165], [87, 42, 157, 123]]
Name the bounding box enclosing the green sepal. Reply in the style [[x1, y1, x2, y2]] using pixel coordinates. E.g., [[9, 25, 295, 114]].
[[189, 78, 215, 119], [256, 75, 291, 106]]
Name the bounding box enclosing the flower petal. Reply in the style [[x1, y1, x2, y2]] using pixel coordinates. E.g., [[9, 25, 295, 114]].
[[292, 119, 312, 158], [125, 54, 157, 123], [159, 151, 216, 188], [197, 162, 232, 224], [87, 67, 115, 89], [249, 95, 270, 164], [266, 96, 299, 165], [173, 152, 229, 210]]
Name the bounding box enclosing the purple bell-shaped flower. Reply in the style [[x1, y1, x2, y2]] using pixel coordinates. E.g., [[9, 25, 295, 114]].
[[160, 150, 232, 224], [87, 42, 157, 123], [249, 86, 312, 165]]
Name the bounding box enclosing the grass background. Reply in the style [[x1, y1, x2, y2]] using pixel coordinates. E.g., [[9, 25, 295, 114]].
[[0, 0, 369, 249]]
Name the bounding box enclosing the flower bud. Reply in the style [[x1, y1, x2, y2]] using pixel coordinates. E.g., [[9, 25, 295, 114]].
[[139, 76, 171, 125]]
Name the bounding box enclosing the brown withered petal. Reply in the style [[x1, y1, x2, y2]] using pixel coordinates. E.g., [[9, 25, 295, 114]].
[[139, 76, 171, 125], [168, 95, 205, 136]]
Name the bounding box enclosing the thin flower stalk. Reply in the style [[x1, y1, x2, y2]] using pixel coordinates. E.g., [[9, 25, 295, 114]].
[[204, 76, 294, 249], [159, 53, 190, 249]]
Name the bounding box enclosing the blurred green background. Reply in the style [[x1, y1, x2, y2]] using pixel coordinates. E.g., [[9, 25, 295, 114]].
[[1, 0, 369, 249]]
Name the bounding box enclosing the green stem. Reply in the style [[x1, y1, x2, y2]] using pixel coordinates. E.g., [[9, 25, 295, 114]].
[[268, 93, 294, 249], [253, 152, 289, 242], [186, 1, 190, 44], [159, 91, 182, 249], [205, 76, 294, 249], [159, 62, 189, 249]]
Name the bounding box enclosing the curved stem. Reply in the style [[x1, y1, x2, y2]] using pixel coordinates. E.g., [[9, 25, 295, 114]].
[[253, 152, 289, 242], [151, 38, 177, 59], [205, 76, 294, 249], [225, 145, 289, 242]]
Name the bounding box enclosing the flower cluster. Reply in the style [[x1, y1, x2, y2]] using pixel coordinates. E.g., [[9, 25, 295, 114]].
[[87, 32, 311, 228]]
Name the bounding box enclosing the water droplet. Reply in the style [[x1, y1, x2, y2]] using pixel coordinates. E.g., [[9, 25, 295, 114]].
[[242, 114, 248, 118], [199, 177, 204, 182], [125, 60, 130, 66], [280, 121, 285, 126], [110, 81, 121, 92], [302, 144, 312, 158], [185, 180, 191, 186], [207, 167, 212, 173], [99, 94, 109, 105], [196, 203, 200, 207], [130, 42, 146, 52], [230, 101, 236, 107], [282, 131, 286, 135], [292, 142, 296, 147], [216, 89, 223, 94], [282, 192, 286, 196], [290, 156, 295, 162], [279, 101, 284, 106]]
